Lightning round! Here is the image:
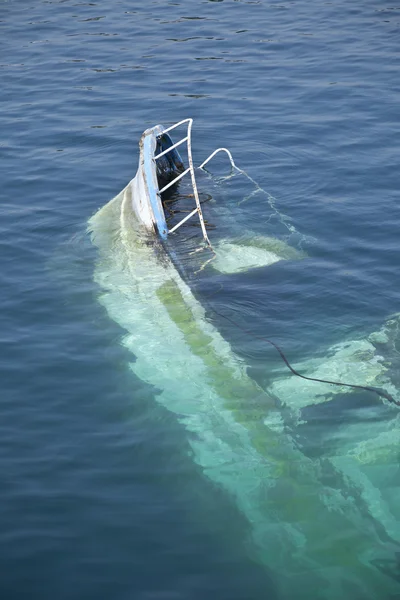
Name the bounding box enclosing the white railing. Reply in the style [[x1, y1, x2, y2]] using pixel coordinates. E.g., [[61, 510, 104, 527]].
[[154, 118, 238, 248], [199, 147, 237, 170]]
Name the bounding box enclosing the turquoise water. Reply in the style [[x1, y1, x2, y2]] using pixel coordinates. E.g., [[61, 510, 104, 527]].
[[2, 1, 400, 598]]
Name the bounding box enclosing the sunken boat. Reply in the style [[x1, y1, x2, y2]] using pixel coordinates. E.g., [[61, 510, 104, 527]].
[[89, 119, 400, 600]]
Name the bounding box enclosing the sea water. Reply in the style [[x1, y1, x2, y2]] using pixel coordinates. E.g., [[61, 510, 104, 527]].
[[1, 0, 400, 598]]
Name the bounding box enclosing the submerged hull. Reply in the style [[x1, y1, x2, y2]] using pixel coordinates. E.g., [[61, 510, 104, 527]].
[[89, 177, 400, 599]]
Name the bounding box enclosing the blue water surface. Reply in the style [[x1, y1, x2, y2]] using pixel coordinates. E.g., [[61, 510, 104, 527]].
[[1, 0, 400, 598]]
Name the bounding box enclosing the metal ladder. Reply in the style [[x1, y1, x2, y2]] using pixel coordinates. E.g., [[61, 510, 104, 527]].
[[154, 118, 238, 247]]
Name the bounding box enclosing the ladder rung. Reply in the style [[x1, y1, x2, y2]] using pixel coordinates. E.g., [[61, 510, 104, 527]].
[[161, 118, 192, 135], [154, 136, 188, 160], [158, 167, 190, 194], [168, 208, 198, 234]]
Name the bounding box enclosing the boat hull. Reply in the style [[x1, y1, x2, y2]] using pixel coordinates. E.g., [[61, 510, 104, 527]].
[[88, 181, 400, 599]]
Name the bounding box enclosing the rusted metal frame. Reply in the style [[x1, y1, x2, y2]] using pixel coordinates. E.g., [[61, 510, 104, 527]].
[[186, 119, 211, 247], [168, 207, 199, 234], [162, 118, 192, 135], [158, 167, 191, 194], [154, 136, 189, 160], [155, 118, 211, 247]]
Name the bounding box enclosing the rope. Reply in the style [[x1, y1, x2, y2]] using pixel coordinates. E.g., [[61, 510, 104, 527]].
[[208, 305, 399, 408], [172, 149, 399, 408]]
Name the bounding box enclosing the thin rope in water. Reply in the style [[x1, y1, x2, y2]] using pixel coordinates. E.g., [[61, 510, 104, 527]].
[[208, 305, 399, 407], [194, 166, 399, 407], [165, 157, 399, 408]]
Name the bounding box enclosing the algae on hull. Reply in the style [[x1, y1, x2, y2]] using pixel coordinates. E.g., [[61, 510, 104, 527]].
[[88, 185, 400, 600]]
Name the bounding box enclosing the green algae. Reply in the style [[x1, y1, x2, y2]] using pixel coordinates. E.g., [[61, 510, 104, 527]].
[[155, 278, 396, 595], [156, 279, 332, 521], [89, 188, 400, 598], [156, 279, 285, 458]]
